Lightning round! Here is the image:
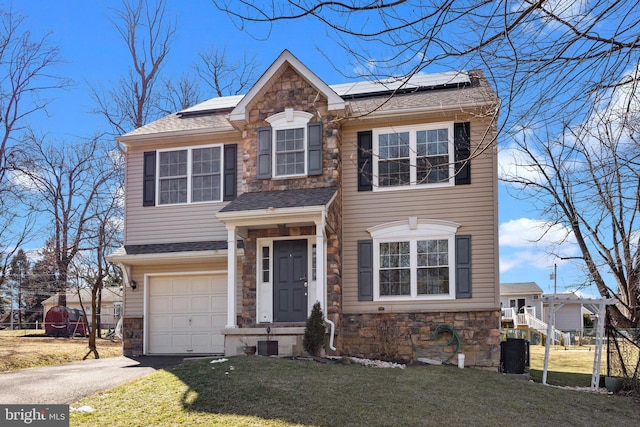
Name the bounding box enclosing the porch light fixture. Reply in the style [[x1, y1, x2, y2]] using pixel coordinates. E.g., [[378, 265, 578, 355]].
[[130, 280, 137, 290]]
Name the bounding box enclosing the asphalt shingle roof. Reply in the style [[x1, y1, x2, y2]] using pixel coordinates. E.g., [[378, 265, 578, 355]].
[[500, 282, 544, 295], [119, 70, 497, 139], [123, 240, 241, 255], [220, 187, 337, 213]]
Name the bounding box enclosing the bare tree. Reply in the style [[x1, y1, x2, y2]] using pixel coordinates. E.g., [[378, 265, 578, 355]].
[[9, 134, 123, 297], [92, 0, 176, 134], [157, 47, 259, 115], [195, 47, 258, 97], [215, 0, 640, 326], [501, 84, 640, 327], [75, 208, 123, 359], [0, 6, 69, 182], [213, 1, 639, 129], [157, 73, 203, 115], [0, 6, 69, 278]]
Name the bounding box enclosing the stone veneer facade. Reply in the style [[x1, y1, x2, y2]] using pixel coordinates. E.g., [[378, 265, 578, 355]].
[[122, 316, 143, 357], [241, 65, 341, 193], [238, 223, 341, 328], [234, 64, 343, 332], [338, 311, 501, 367]]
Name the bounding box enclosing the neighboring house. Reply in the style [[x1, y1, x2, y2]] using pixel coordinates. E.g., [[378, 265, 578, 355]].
[[108, 50, 500, 366], [500, 282, 544, 320], [42, 287, 123, 330], [543, 291, 589, 333]]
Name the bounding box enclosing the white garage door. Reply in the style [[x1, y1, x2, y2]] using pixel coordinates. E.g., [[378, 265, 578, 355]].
[[148, 275, 226, 355]]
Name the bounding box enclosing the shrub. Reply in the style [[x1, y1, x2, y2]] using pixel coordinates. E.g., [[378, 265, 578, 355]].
[[303, 302, 325, 356]]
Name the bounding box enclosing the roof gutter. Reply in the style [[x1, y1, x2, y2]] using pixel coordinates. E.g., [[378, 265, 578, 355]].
[[107, 249, 237, 265], [117, 125, 238, 147], [347, 99, 499, 121]]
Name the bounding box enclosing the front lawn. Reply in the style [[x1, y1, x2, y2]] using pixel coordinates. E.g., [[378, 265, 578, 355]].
[[529, 344, 605, 387], [0, 329, 122, 372], [72, 356, 639, 427]]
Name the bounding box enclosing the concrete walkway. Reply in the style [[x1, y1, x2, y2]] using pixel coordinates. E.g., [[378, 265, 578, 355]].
[[0, 356, 183, 405]]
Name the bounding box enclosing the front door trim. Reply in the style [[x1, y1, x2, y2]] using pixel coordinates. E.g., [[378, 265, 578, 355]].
[[256, 236, 316, 324], [273, 239, 308, 322]]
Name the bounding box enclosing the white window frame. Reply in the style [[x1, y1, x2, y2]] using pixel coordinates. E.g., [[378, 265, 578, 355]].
[[266, 108, 313, 178], [372, 122, 455, 191], [156, 144, 224, 205], [369, 218, 460, 301], [256, 236, 317, 323]]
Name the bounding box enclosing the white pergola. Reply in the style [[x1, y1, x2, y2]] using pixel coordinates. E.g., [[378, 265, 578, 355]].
[[541, 296, 617, 389]]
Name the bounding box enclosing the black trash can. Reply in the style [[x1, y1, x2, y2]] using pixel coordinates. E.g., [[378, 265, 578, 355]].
[[500, 338, 529, 374]]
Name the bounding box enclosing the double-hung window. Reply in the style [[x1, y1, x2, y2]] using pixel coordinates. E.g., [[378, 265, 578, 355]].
[[373, 122, 454, 189], [369, 219, 459, 300], [275, 127, 305, 176], [158, 145, 222, 205], [266, 109, 314, 178]]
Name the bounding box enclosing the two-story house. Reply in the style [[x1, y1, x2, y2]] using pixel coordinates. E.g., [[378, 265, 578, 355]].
[[109, 50, 500, 366]]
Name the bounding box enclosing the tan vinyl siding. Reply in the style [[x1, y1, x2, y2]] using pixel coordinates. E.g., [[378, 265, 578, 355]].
[[341, 114, 499, 313], [124, 261, 241, 317], [124, 139, 242, 245]]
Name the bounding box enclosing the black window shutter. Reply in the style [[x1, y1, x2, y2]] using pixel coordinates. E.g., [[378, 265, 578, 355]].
[[307, 121, 323, 175], [357, 131, 373, 191], [143, 151, 156, 207], [454, 122, 471, 185], [257, 126, 272, 179], [455, 235, 472, 298], [223, 144, 237, 201], [358, 240, 374, 301]]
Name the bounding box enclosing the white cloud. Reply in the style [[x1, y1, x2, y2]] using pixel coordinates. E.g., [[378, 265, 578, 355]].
[[500, 218, 576, 248], [498, 143, 545, 184], [499, 218, 580, 273]]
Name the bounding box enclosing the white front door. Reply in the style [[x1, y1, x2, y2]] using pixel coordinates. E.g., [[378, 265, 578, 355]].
[[148, 274, 226, 354]]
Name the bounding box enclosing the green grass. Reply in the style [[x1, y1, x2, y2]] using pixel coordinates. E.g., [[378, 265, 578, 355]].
[[529, 344, 605, 387], [72, 356, 639, 427]]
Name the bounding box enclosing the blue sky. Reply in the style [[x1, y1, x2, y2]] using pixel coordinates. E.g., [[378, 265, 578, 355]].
[[14, 0, 592, 296]]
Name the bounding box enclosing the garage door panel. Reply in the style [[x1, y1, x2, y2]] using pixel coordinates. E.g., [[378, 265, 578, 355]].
[[149, 333, 171, 353], [190, 314, 211, 330], [150, 315, 171, 331], [150, 296, 172, 314], [191, 297, 211, 313], [172, 296, 190, 313], [171, 315, 190, 330], [191, 277, 213, 293], [148, 274, 227, 355], [153, 278, 173, 294]]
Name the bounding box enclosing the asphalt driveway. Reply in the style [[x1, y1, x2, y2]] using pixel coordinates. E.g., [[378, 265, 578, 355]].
[[0, 356, 184, 405]]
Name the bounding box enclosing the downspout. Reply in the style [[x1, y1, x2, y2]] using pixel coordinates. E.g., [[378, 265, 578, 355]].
[[320, 209, 336, 351], [325, 314, 337, 351]]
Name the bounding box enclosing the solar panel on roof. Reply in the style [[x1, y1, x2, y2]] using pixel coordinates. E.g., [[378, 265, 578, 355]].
[[178, 94, 245, 114], [332, 71, 470, 97], [178, 71, 470, 114]]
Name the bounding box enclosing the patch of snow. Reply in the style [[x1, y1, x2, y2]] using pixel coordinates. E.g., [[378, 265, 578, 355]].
[[209, 358, 228, 364], [73, 406, 95, 413], [347, 357, 406, 369]]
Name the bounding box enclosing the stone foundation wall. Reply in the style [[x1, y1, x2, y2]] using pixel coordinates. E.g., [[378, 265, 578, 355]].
[[122, 316, 143, 357], [337, 310, 501, 367]]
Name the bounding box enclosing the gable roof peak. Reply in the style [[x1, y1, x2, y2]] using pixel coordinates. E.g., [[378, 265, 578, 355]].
[[229, 49, 345, 124]]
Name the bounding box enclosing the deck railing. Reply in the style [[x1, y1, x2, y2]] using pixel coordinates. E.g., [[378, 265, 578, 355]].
[[502, 309, 571, 344], [501, 307, 519, 327]]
